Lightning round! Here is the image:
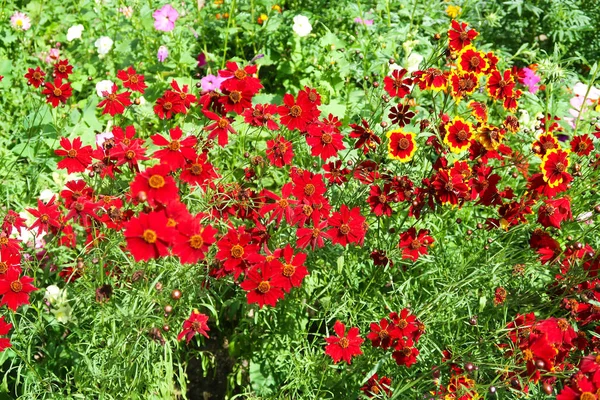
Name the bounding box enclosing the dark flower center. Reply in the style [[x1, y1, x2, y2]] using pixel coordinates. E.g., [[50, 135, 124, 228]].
[[234, 69, 247, 80], [163, 102, 172, 110], [257, 281, 270, 293], [409, 240, 421, 250], [321, 133, 333, 144], [217, 118, 229, 128], [53, 88, 63, 96], [579, 393, 596, 400], [338, 337, 350, 349], [304, 184, 315, 196], [125, 150, 135, 159], [229, 90, 242, 103], [0, 262, 7, 274], [67, 149, 77, 158], [278, 199, 289, 208], [378, 329, 389, 339], [231, 244, 244, 258], [191, 164, 203, 175], [339, 224, 351, 235], [457, 129, 468, 141], [130, 75, 138, 83], [555, 162, 566, 173], [469, 57, 480, 67], [459, 31, 468, 41], [58, 65, 67, 72], [282, 264, 295, 277], [33, 72, 42, 80], [143, 229, 157, 244], [148, 175, 165, 189], [397, 318, 409, 328], [189, 235, 204, 249], [290, 105, 302, 117], [398, 138, 410, 150], [169, 140, 181, 151], [10, 280, 22, 293]]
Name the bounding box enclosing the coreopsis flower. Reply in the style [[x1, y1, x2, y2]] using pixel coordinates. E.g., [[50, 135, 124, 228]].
[[541, 149, 571, 188], [219, 61, 263, 95], [260, 183, 297, 226], [557, 371, 600, 400], [153, 4, 179, 32], [58, 225, 76, 248], [306, 123, 345, 161], [2, 211, 27, 235], [476, 124, 504, 151], [216, 226, 259, 279], [42, 79, 73, 107], [24, 66, 46, 88], [154, 91, 184, 119], [367, 318, 399, 349], [349, 119, 381, 154], [240, 262, 287, 308], [493, 287, 507, 306], [292, 15, 312, 37], [444, 117, 474, 153], [26, 196, 61, 234], [389, 309, 420, 339], [123, 211, 176, 262], [324, 321, 364, 364], [388, 104, 415, 127], [296, 219, 329, 250], [399, 228, 434, 261], [55, 137, 93, 174], [179, 153, 219, 189], [413, 68, 447, 91], [469, 101, 488, 122], [487, 69, 515, 100], [383, 68, 412, 98], [172, 216, 218, 264], [157, 45, 169, 62], [117, 66, 147, 94], [327, 205, 366, 247], [169, 80, 197, 110], [278, 93, 318, 132], [447, 20, 478, 52], [178, 310, 210, 343], [0, 268, 37, 311], [449, 71, 479, 100], [94, 36, 113, 56], [292, 170, 327, 203], [387, 129, 417, 162], [570, 135, 594, 156], [266, 135, 293, 167], [392, 338, 419, 367], [243, 104, 279, 130], [278, 244, 308, 292], [537, 197, 572, 229], [220, 83, 254, 114], [0, 248, 20, 276], [151, 127, 197, 171], [10, 11, 31, 30], [360, 375, 392, 398], [203, 110, 236, 146], [130, 164, 179, 207], [367, 184, 395, 217], [0, 316, 12, 352], [532, 133, 559, 158], [323, 160, 350, 185], [63, 197, 99, 227], [53, 59, 73, 80], [66, 24, 84, 41], [457, 46, 487, 76], [97, 85, 132, 116]]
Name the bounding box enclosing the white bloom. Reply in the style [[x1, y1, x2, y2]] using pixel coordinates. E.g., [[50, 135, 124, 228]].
[[406, 53, 424, 73], [39, 189, 56, 203], [292, 15, 312, 37], [95, 79, 114, 97], [45, 285, 64, 304], [94, 36, 113, 56], [52, 305, 72, 323], [66, 24, 84, 41]]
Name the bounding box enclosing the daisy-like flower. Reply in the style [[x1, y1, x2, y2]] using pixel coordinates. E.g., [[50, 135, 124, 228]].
[[116, 66, 147, 94], [0, 268, 37, 311], [94, 36, 113, 57], [449, 71, 479, 100], [324, 321, 364, 364], [55, 137, 93, 174], [172, 215, 218, 265], [306, 123, 345, 161], [123, 211, 176, 262], [367, 318, 399, 349], [243, 104, 279, 131], [278, 244, 308, 292], [26, 196, 61, 234], [570, 135, 594, 156], [179, 153, 219, 189], [326, 205, 366, 247], [444, 116, 474, 153], [215, 226, 259, 279], [151, 126, 198, 171], [129, 164, 180, 207], [278, 93, 318, 133], [541, 149, 571, 188], [360, 375, 392, 398], [399, 228, 434, 261], [53, 59, 73, 81], [537, 197, 572, 229], [349, 119, 381, 154], [153, 4, 179, 32], [42, 79, 73, 108], [24, 67, 46, 88], [383, 68, 412, 98], [447, 20, 478, 52], [392, 338, 419, 367], [177, 310, 210, 343], [0, 315, 12, 352], [413, 68, 447, 91], [203, 110, 236, 146], [486, 69, 515, 100], [457, 46, 487, 76], [388, 104, 415, 127], [10, 11, 31, 31], [240, 262, 287, 308], [97, 85, 132, 116], [387, 129, 417, 162]]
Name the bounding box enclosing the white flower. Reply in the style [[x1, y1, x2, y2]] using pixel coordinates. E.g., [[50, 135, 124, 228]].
[[406, 53, 424, 73], [94, 36, 113, 56], [52, 305, 72, 323], [66, 24, 84, 41], [292, 15, 312, 37], [95, 80, 114, 97], [39, 189, 56, 203], [45, 285, 65, 305]]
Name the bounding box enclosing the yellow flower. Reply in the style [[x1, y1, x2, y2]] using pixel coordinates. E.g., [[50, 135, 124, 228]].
[[257, 13, 268, 24], [446, 5, 461, 18]]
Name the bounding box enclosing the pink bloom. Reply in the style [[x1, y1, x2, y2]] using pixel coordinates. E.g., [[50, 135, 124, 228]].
[[200, 74, 227, 92], [153, 4, 179, 32], [10, 11, 31, 31], [157, 46, 169, 62], [354, 17, 373, 26], [522, 67, 540, 94]]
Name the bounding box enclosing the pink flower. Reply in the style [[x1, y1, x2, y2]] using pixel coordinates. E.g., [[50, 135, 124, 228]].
[[522, 67, 541, 94], [153, 4, 179, 32], [45, 48, 60, 64], [354, 17, 374, 26], [10, 11, 31, 31], [200, 74, 227, 92], [157, 46, 169, 62]]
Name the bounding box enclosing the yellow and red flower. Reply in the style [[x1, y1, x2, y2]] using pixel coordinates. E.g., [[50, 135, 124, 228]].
[[449, 71, 479, 100], [457, 46, 487, 76], [387, 129, 417, 162], [541, 149, 571, 188], [448, 20, 479, 52], [476, 124, 504, 151], [444, 117, 474, 153]]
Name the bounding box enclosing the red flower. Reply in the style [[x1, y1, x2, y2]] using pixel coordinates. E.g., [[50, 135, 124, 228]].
[[170, 80, 198, 109], [432, 168, 470, 206], [243, 104, 279, 130], [383, 68, 412, 98], [326, 205, 366, 247], [123, 211, 176, 262], [469, 101, 488, 122], [179, 153, 219, 189], [177, 310, 210, 343], [203, 110, 237, 147], [0, 268, 37, 311], [58, 225, 77, 248], [42, 79, 72, 107], [457, 47, 487, 75], [55, 137, 93, 173], [367, 318, 399, 349], [130, 164, 179, 207], [486, 69, 515, 100], [323, 160, 350, 185], [570, 135, 594, 156], [448, 20, 479, 52], [172, 215, 218, 264], [360, 375, 392, 398], [306, 123, 345, 161], [557, 372, 600, 400], [537, 197, 572, 229], [387, 129, 417, 162], [449, 71, 479, 99], [116, 66, 147, 93], [2, 211, 27, 235], [215, 226, 259, 279], [278, 244, 308, 292], [151, 126, 198, 171], [266, 135, 294, 167], [392, 338, 419, 367], [24, 66, 45, 88], [27, 196, 62, 234], [277, 93, 318, 132], [53, 59, 73, 80], [413, 68, 447, 91], [399, 227, 434, 261], [0, 247, 20, 276], [349, 119, 381, 154], [219, 61, 263, 95], [219, 81, 254, 114], [296, 219, 329, 250], [541, 149, 571, 188], [324, 321, 364, 364], [444, 117, 474, 153], [259, 183, 297, 226], [388, 104, 415, 127], [292, 170, 327, 204], [97, 85, 132, 116], [0, 315, 12, 352], [239, 262, 287, 308], [154, 91, 185, 119], [367, 184, 395, 217], [389, 308, 421, 340]]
